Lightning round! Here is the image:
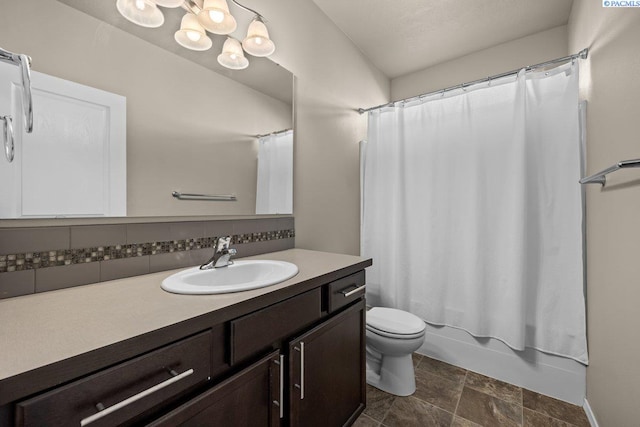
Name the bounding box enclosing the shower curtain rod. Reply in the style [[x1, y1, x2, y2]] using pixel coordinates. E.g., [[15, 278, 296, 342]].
[[255, 128, 292, 139], [358, 48, 589, 114]]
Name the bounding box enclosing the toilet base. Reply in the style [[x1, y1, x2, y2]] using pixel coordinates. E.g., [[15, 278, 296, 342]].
[[366, 353, 416, 396]]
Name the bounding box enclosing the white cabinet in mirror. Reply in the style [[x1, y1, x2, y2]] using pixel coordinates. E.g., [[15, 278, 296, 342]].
[[0, 62, 126, 218]]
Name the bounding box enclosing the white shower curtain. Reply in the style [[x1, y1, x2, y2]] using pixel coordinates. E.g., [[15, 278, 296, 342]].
[[361, 62, 588, 364], [256, 130, 293, 214]]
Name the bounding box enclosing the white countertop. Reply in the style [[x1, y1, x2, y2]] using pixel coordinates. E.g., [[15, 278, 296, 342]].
[[0, 249, 369, 382]]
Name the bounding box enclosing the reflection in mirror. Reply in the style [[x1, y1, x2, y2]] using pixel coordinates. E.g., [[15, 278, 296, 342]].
[[256, 129, 293, 214], [0, 64, 127, 218], [0, 0, 293, 219]]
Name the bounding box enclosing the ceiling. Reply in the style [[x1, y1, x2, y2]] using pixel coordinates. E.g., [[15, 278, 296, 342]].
[[312, 0, 574, 79]]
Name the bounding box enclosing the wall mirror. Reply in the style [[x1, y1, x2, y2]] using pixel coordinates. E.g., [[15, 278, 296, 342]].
[[0, 0, 293, 220]]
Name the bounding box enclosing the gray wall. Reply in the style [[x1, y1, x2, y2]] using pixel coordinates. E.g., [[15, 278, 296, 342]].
[[391, 26, 568, 101], [261, 0, 390, 256], [568, 2, 640, 425]]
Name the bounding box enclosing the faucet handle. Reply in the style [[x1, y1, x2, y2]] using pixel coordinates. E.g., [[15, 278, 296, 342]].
[[215, 236, 232, 252]]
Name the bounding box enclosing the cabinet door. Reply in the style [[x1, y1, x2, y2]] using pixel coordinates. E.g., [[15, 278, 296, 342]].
[[149, 350, 282, 427], [288, 300, 365, 427]]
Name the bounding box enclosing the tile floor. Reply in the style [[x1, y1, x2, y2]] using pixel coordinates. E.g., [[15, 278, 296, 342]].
[[355, 354, 591, 427]]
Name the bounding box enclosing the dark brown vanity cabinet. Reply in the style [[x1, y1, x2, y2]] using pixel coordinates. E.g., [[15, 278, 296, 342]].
[[5, 269, 368, 427], [288, 301, 366, 427], [152, 293, 366, 427]]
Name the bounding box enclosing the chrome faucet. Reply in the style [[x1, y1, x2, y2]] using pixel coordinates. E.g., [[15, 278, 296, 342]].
[[200, 236, 237, 270]]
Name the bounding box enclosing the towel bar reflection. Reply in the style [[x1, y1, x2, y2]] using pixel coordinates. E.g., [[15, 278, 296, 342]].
[[579, 159, 640, 186], [172, 191, 237, 201]]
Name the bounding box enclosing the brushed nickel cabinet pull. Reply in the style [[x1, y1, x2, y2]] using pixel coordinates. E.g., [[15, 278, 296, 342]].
[[340, 284, 366, 298], [273, 355, 284, 418], [279, 354, 284, 417], [273, 356, 284, 418], [79, 368, 194, 426], [294, 343, 305, 400], [299, 342, 305, 400]]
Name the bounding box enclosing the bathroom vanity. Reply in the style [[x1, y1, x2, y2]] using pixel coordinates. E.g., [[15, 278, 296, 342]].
[[0, 249, 371, 426]]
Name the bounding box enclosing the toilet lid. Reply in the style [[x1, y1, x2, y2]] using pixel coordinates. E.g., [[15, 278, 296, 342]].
[[367, 307, 426, 335]]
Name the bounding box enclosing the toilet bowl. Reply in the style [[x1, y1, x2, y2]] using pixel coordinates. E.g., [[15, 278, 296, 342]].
[[366, 307, 426, 396]]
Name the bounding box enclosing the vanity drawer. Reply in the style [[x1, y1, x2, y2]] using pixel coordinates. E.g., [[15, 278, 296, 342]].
[[230, 288, 322, 364], [327, 271, 366, 313], [16, 331, 213, 427]]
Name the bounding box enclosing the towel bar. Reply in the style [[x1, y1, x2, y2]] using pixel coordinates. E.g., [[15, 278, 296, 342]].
[[172, 191, 237, 201], [579, 159, 640, 186]]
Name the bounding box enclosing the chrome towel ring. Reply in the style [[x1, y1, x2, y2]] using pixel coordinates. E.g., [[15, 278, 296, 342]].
[[1, 115, 14, 162], [0, 47, 33, 163]]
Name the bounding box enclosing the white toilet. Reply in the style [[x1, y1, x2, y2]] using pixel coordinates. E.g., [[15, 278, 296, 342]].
[[366, 307, 426, 396]]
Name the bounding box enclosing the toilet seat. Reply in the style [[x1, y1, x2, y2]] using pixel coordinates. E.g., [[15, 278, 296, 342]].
[[366, 307, 426, 338], [366, 325, 425, 340]]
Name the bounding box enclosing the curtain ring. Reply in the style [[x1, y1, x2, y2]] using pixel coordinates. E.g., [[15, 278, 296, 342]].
[[2, 115, 14, 163]]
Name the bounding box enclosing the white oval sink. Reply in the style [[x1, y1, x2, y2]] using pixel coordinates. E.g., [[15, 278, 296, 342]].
[[161, 260, 299, 295]]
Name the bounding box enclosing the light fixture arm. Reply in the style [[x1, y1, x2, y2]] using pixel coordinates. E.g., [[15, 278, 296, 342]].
[[181, 0, 201, 14], [182, 0, 266, 20], [229, 0, 265, 21]]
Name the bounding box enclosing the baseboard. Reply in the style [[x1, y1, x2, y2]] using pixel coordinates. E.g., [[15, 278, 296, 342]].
[[583, 399, 600, 427], [417, 323, 586, 405]]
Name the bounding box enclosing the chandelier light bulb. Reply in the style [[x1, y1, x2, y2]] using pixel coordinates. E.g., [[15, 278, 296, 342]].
[[175, 13, 212, 51], [218, 37, 249, 70], [242, 17, 275, 57], [186, 31, 201, 42], [198, 0, 237, 34], [116, 0, 164, 28], [208, 10, 225, 23]]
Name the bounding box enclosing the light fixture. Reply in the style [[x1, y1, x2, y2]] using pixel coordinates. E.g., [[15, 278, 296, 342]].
[[197, 0, 237, 35], [114, 0, 277, 70], [217, 37, 248, 70], [116, 0, 165, 28], [154, 0, 184, 7], [242, 16, 275, 57], [175, 13, 212, 51]]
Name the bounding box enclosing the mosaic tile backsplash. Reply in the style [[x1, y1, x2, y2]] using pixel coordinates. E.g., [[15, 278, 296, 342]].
[[0, 218, 295, 299], [0, 230, 294, 273]]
